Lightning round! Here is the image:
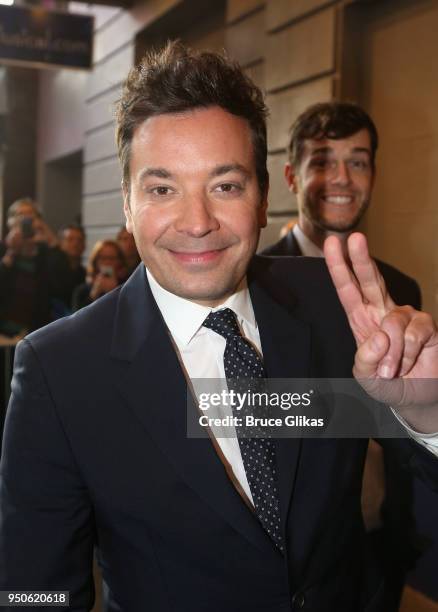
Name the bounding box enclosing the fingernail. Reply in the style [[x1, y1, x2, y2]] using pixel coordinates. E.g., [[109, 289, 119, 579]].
[[378, 364, 392, 379]]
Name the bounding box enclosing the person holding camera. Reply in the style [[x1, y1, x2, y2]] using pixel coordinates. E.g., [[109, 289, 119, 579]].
[[72, 239, 127, 311], [0, 198, 72, 335]]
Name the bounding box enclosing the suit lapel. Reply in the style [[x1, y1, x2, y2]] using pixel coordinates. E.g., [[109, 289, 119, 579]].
[[248, 257, 311, 526], [286, 231, 303, 256], [110, 265, 277, 555]]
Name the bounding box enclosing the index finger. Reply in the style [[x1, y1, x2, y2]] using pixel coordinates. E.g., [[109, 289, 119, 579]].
[[324, 234, 364, 317]]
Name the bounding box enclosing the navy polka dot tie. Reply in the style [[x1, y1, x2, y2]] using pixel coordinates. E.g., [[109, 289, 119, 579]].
[[203, 308, 284, 552]]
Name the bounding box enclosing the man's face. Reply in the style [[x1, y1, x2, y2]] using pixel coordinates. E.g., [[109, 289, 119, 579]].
[[124, 106, 267, 306], [286, 129, 374, 233], [14, 202, 37, 219], [60, 228, 85, 259]]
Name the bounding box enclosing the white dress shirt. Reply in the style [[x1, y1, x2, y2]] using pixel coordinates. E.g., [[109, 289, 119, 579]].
[[147, 269, 258, 503], [292, 223, 438, 456]]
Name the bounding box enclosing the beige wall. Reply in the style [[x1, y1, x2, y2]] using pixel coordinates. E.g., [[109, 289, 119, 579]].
[[361, 0, 438, 317]]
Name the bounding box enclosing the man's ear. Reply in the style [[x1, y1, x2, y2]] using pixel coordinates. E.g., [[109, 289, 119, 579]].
[[284, 162, 299, 194], [122, 182, 133, 233]]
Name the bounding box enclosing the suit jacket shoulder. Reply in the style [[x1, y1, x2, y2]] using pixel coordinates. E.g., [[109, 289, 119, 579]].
[[262, 230, 422, 309], [261, 231, 301, 256], [374, 258, 421, 309], [249, 254, 357, 377]]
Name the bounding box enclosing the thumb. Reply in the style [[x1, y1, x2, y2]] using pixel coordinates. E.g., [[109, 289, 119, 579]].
[[353, 331, 390, 378]]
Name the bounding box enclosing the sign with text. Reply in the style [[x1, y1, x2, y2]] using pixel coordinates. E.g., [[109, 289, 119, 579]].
[[0, 5, 93, 70]]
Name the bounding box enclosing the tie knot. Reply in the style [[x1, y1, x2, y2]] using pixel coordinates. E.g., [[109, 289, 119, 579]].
[[203, 308, 242, 340]]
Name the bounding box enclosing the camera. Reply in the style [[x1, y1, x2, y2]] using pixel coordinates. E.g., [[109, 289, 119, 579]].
[[20, 217, 35, 239], [100, 265, 114, 278]]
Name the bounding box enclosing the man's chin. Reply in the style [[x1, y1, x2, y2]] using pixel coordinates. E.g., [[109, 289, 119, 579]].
[[320, 220, 359, 233], [314, 212, 364, 234], [162, 277, 240, 307]]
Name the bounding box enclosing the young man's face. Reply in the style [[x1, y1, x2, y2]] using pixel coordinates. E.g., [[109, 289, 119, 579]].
[[286, 129, 374, 233], [124, 106, 267, 306]]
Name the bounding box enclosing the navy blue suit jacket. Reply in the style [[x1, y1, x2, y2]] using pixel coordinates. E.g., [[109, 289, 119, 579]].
[[262, 230, 421, 310], [1, 257, 436, 612]]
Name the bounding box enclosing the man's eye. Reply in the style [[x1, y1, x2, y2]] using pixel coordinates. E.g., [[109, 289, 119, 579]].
[[349, 159, 370, 171], [214, 183, 242, 194], [310, 158, 330, 169], [149, 186, 172, 196]]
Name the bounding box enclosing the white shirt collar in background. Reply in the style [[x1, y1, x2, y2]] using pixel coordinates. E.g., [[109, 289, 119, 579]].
[[293, 224, 324, 258]]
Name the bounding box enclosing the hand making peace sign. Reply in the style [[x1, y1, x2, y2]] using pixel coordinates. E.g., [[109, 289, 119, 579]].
[[324, 233, 438, 432]]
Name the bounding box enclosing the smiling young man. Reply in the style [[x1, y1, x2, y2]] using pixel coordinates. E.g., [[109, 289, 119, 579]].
[[264, 103, 421, 308], [263, 103, 423, 611], [288, 122, 374, 240], [1, 44, 437, 612]]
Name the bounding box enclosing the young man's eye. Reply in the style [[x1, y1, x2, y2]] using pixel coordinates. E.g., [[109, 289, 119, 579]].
[[349, 159, 370, 171], [310, 158, 330, 169]]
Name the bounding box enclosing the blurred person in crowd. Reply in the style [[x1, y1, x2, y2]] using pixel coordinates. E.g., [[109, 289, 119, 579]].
[[263, 102, 422, 611], [72, 239, 127, 311], [59, 224, 86, 279], [0, 198, 72, 335], [4, 197, 58, 249], [59, 224, 86, 306], [117, 225, 140, 276]]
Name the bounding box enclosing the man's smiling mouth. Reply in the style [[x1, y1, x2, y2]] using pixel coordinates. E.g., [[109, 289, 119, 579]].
[[322, 195, 354, 205], [168, 248, 226, 264]]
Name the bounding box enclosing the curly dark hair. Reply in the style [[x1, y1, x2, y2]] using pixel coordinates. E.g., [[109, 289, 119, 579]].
[[288, 102, 379, 169], [115, 40, 269, 197]]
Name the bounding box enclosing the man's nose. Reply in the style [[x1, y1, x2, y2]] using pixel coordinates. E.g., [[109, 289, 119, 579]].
[[330, 161, 351, 186], [174, 194, 220, 236]]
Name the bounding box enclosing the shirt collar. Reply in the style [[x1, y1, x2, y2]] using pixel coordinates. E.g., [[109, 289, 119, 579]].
[[293, 224, 324, 258], [146, 269, 257, 347]]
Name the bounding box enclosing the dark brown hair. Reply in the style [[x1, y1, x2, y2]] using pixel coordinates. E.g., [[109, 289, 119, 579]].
[[115, 40, 269, 196], [288, 102, 379, 169]]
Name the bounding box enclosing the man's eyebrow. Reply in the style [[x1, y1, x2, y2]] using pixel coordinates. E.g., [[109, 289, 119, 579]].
[[137, 167, 173, 182], [309, 146, 371, 157], [309, 146, 332, 156], [351, 147, 371, 157], [136, 164, 250, 182], [209, 164, 250, 178]]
